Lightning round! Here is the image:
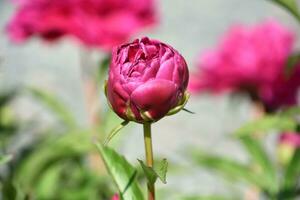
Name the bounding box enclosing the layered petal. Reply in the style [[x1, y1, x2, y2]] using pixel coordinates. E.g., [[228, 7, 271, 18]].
[[131, 79, 178, 121], [107, 37, 189, 123]]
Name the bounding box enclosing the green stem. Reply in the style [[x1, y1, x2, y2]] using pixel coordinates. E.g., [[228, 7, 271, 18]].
[[143, 122, 155, 200]]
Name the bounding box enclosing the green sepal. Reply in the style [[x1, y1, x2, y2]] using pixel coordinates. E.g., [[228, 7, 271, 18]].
[[182, 108, 195, 114], [167, 91, 190, 116], [104, 80, 114, 110], [138, 158, 168, 184], [103, 80, 108, 97], [125, 105, 137, 121], [104, 120, 129, 145], [140, 111, 154, 122]]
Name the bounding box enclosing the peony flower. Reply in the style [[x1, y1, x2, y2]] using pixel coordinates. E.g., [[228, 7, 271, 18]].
[[277, 132, 300, 165], [260, 66, 300, 111], [189, 21, 300, 111], [279, 132, 300, 148], [105, 37, 189, 123], [111, 194, 119, 200], [6, 0, 158, 50]]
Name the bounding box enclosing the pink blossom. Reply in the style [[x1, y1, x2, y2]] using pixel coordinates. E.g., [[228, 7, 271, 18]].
[[279, 132, 300, 148], [111, 194, 119, 200], [6, 0, 158, 50], [106, 37, 189, 123], [189, 21, 300, 111]]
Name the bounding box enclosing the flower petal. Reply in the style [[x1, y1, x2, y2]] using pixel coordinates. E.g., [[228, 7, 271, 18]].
[[131, 79, 178, 120], [155, 58, 175, 81]]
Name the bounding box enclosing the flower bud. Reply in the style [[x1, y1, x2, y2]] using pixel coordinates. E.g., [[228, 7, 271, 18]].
[[111, 194, 119, 200], [277, 132, 300, 165], [105, 37, 189, 123]]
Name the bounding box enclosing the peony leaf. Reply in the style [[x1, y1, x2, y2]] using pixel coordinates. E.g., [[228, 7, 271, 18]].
[[137, 160, 157, 185], [192, 150, 271, 190], [285, 53, 300, 76], [138, 158, 168, 184], [28, 87, 77, 129], [283, 149, 300, 194], [154, 158, 168, 184], [239, 136, 278, 195], [180, 195, 238, 200], [103, 120, 129, 145], [281, 106, 300, 117], [96, 143, 145, 200], [0, 154, 13, 165], [269, 0, 300, 23], [234, 115, 297, 137], [15, 130, 93, 191]]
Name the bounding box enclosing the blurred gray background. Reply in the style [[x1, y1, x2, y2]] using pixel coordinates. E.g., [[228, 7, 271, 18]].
[[0, 0, 298, 198]]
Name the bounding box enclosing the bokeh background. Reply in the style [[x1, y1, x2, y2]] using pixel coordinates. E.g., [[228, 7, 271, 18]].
[[1, 0, 300, 199]]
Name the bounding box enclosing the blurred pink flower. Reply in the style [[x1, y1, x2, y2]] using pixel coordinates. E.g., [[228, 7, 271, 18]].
[[261, 66, 300, 110], [279, 132, 300, 148], [6, 0, 158, 50], [189, 21, 300, 111], [277, 132, 300, 165], [111, 194, 119, 200]]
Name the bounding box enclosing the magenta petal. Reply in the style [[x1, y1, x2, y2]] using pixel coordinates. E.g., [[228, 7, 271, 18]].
[[122, 81, 141, 94], [173, 54, 189, 89], [107, 81, 129, 119], [131, 79, 178, 120], [156, 58, 174, 81], [142, 59, 160, 81]]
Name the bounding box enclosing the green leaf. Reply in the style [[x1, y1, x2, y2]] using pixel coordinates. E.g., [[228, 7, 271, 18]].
[[285, 53, 300, 76], [0, 154, 13, 165], [180, 195, 237, 200], [137, 159, 168, 185], [269, 0, 300, 23], [281, 106, 300, 117], [283, 149, 300, 192], [15, 131, 93, 190], [1, 180, 17, 200], [28, 88, 77, 129], [137, 160, 158, 185], [154, 158, 168, 184], [96, 143, 144, 200], [192, 150, 270, 190], [0, 90, 17, 107], [234, 115, 296, 137], [239, 136, 278, 194], [104, 121, 129, 145]]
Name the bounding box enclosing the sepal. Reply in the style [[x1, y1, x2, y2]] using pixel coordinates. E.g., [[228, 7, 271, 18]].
[[167, 91, 190, 116], [103, 120, 129, 145], [140, 111, 154, 122]]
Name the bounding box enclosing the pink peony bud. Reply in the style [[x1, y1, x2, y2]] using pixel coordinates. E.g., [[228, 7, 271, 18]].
[[105, 37, 189, 123], [111, 194, 119, 200], [279, 132, 300, 148], [277, 132, 300, 165]]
